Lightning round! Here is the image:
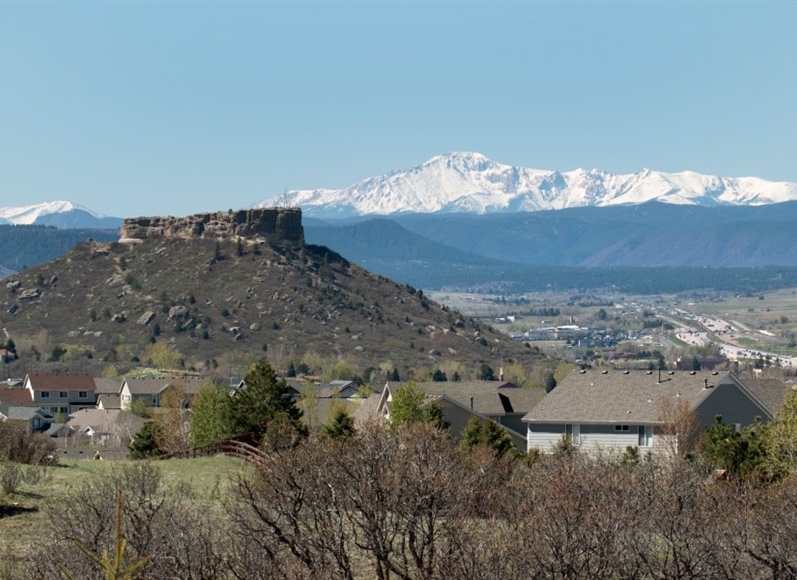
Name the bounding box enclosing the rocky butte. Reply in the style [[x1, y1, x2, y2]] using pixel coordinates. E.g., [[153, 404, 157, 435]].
[[120, 208, 304, 243]]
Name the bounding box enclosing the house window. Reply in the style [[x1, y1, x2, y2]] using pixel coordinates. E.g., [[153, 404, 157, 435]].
[[614, 425, 630, 432], [638, 425, 653, 447], [41, 391, 49, 399], [566, 424, 581, 444], [79, 391, 88, 398], [59, 391, 68, 399]]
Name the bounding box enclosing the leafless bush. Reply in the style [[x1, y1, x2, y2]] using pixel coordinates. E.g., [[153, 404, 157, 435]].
[[0, 462, 22, 495], [24, 462, 227, 580], [0, 422, 56, 464]]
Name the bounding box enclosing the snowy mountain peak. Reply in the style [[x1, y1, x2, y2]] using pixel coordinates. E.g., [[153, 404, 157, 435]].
[[256, 153, 797, 218], [0, 201, 106, 225]]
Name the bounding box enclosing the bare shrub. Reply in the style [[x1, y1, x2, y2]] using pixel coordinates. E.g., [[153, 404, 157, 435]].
[[0, 422, 56, 464], [0, 462, 22, 495], [658, 394, 703, 457], [24, 462, 226, 580]]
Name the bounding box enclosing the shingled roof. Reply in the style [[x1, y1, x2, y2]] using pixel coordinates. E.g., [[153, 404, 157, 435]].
[[523, 369, 764, 425], [743, 378, 794, 415], [389, 381, 545, 417], [0, 387, 34, 407], [122, 376, 208, 395], [25, 374, 96, 392]]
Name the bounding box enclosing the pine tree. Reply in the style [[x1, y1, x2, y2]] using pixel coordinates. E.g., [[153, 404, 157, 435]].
[[324, 408, 356, 439], [128, 422, 160, 459], [226, 361, 304, 439], [460, 416, 515, 457]]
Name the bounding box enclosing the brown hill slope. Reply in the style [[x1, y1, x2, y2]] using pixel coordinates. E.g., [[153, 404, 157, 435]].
[[0, 211, 548, 382]]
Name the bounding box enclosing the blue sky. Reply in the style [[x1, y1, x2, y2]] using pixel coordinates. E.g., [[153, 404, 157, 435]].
[[1, 1, 795, 218]]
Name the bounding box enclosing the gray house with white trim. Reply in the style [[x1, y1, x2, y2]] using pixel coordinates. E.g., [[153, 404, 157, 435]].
[[523, 370, 773, 456]]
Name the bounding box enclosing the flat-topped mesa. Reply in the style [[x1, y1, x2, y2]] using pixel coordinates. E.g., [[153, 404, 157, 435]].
[[120, 208, 304, 243]]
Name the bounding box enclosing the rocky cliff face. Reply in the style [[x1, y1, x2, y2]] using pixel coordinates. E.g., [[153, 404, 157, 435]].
[[120, 208, 303, 243]]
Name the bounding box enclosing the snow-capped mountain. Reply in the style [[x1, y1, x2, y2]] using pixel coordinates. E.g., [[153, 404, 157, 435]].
[[256, 152, 797, 217], [0, 201, 122, 229]]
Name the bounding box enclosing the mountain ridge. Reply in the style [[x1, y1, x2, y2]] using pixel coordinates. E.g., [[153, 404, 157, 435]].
[[258, 152, 797, 217], [0, 201, 123, 229]]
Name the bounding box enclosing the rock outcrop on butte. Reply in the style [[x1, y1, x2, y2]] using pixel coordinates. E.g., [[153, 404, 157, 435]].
[[120, 208, 303, 243]]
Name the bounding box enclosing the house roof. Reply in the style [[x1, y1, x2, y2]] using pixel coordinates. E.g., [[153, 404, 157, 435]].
[[352, 393, 383, 427], [44, 423, 72, 437], [93, 378, 123, 395], [97, 393, 122, 410], [742, 378, 793, 415], [4, 406, 51, 421], [25, 374, 96, 392], [523, 369, 741, 425], [67, 409, 147, 434], [389, 381, 542, 416], [0, 387, 34, 407], [122, 376, 207, 395]]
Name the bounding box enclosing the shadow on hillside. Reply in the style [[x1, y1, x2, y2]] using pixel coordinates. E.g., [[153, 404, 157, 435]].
[[0, 504, 38, 519]]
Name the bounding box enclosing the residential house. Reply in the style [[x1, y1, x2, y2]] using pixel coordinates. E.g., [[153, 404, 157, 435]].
[[120, 376, 208, 410], [377, 381, 545, 451], [0, 406, 53, 433], [23, 374, 96, 416], [293, 380, 369, 430], [67, 408, 147, 447], [742, 378, 794, 416], [94, 377, 123, 410], [0, 386, 35, 410], [523, 369, 773, 456]]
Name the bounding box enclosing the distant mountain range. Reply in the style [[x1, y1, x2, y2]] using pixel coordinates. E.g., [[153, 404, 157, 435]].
[[303, 201, 797, 292], [0, 201, 122, 229], [7, 155, 797, 293], [259, 152, 797, 218]]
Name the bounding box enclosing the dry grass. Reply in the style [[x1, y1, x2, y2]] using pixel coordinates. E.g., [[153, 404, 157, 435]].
[[0, 455, 247, 576]]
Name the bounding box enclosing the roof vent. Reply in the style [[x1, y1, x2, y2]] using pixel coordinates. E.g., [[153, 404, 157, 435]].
[[601, 370, 609, 375], [689, 371, 696, 375], [668, 371, 675, 375], [645, 371, 653, 375], [623, 370, 630, 375], [579, 369, 587, 374], [712, 371, 719, 376]]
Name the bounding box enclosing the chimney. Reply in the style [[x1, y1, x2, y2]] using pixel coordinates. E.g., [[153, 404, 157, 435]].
[[499, 367, 504, 382], [470, 397, 474, 410]]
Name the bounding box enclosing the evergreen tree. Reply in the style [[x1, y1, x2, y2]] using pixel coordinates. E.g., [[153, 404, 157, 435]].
[[479, 364, 496, 381], [460, 416, 516, 457], [324, 408, 356, 439], [128, 422, 160, 459], [226, 361, 304, 439], [763, 391, 797, 479], [421, 401, 450, 430], [702, 415, 768, 479]]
